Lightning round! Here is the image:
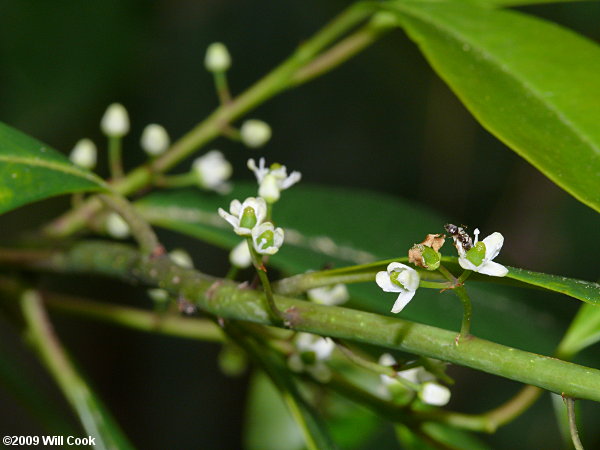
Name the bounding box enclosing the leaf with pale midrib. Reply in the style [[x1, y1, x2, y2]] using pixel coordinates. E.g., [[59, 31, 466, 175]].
[[0, 122, 107, 214]]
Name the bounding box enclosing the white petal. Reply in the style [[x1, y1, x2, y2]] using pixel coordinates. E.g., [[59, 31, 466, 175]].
[[281, 171, 302, 189], [229, 199, 242, 216], [397, 268, 420, 291], [420, 382, 451, 406], [376, 271, 401, 293], [379, 353, 396, 367], [387, 262, 411, 272], [482, 232, 504, 260], [218, 208, 239, 228], [312, 337, 335, 360], [391, 290, 415, 313], [397, 367, 421, 384], [458, 256, 477, 271], [477, 260, 508, 277]]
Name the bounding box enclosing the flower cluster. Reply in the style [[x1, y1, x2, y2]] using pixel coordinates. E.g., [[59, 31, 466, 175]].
[[379, 354, 451, 406], [247, 158, 301, 204], [287, 333, 335, 382], [376, 225, 508, 314], [218, 159, 301, 256]]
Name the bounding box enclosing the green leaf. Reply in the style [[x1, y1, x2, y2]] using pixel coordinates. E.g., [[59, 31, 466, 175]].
[[556, 303, 600, 358], [382, 2, 600, 213], [244, 372, 305, 450], [463, 0, 594, 7], [0, 122, 106, 214], [136, 185, 565, 353]]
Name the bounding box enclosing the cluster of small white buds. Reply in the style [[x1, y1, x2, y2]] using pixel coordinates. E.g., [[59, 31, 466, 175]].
[[192, 150, 233, 193], [205, 42, 231, 72], [101, 103, 130, 138], [141, 124, 170, 156], [69, 139, 97, 170], [105, 212, 130, 239], [240, 120, 272, 148]]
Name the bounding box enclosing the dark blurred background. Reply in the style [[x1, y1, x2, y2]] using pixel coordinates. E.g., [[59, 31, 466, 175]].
[[1, 1, 599, 448]]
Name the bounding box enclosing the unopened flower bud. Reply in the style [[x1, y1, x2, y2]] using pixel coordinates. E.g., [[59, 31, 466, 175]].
[[419, 382, 451, 406], [148, 288, 169, 303], [193, 150, 233, 192], [169, 249, 194, 269], [240, 119, 272, 148], [141, 124, 170, 156], [70, 139, 97, 169], [205, 42, 231, 72], [106, 212, 130, 239], [101, 103, 130, 137], [229, 241, 252, 269]]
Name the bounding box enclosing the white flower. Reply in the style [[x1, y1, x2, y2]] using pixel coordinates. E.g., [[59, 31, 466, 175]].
[[457, 228, 508, 277], [69, 139, 97, 169], [288, 333, 334, 382], [419, 382, 451, 406], [148, 288, 169, 303], [229, 240, 252, 268], [141, 124, 170, 156], [240, 120, 272, 148], [252, 222, 284, 255], [218, 197, 267, 236], [101, 103, 129, 137], [169, 249, 194, 269], [307, 284, 349, 306], [247, 158, 301, 203], [204, 42, 231, 72], [376, 262, 420, 313], [106, 212, 130, 239], [193, 150, 233, 193]]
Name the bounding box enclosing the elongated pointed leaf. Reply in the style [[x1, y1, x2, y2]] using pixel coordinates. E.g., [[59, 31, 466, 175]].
[[0, 122, 107, 214], [383, 1, 600, 212], [557, 303, 600, 358]]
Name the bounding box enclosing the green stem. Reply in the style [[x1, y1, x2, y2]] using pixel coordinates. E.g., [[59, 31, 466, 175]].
[[453, 285, 472, 340], [20, 290, 133, 449], [42, 2, 379, 238], [566, 397, 584, 450], [98, 193, 162, 256], [438, 264, 471, 341], [4, 241, 600, 402], [43, 293, 224, 342], [213, 71, 232, 105], [154, 172, 197, 188], [457, 269, 472, 284], [419, 280, 453, 289], [335, 340, 419, 391], [224, 322, 334, 450], [247, 238, 283, 324], [108, 136, 124, 180]]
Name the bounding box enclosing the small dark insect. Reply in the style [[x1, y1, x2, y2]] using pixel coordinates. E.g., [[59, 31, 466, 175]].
[[444, 223, 473, 251]]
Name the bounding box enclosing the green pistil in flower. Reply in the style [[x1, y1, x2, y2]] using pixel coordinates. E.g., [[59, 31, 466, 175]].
[[300, 351, 317, 365], [270, 162, 282, 170], [240, 207, 257, 229], [466, 241, 486, 267], [390, 271, 406, 289], [421, 246, 441, 271], [258, 229, 275, 249]]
